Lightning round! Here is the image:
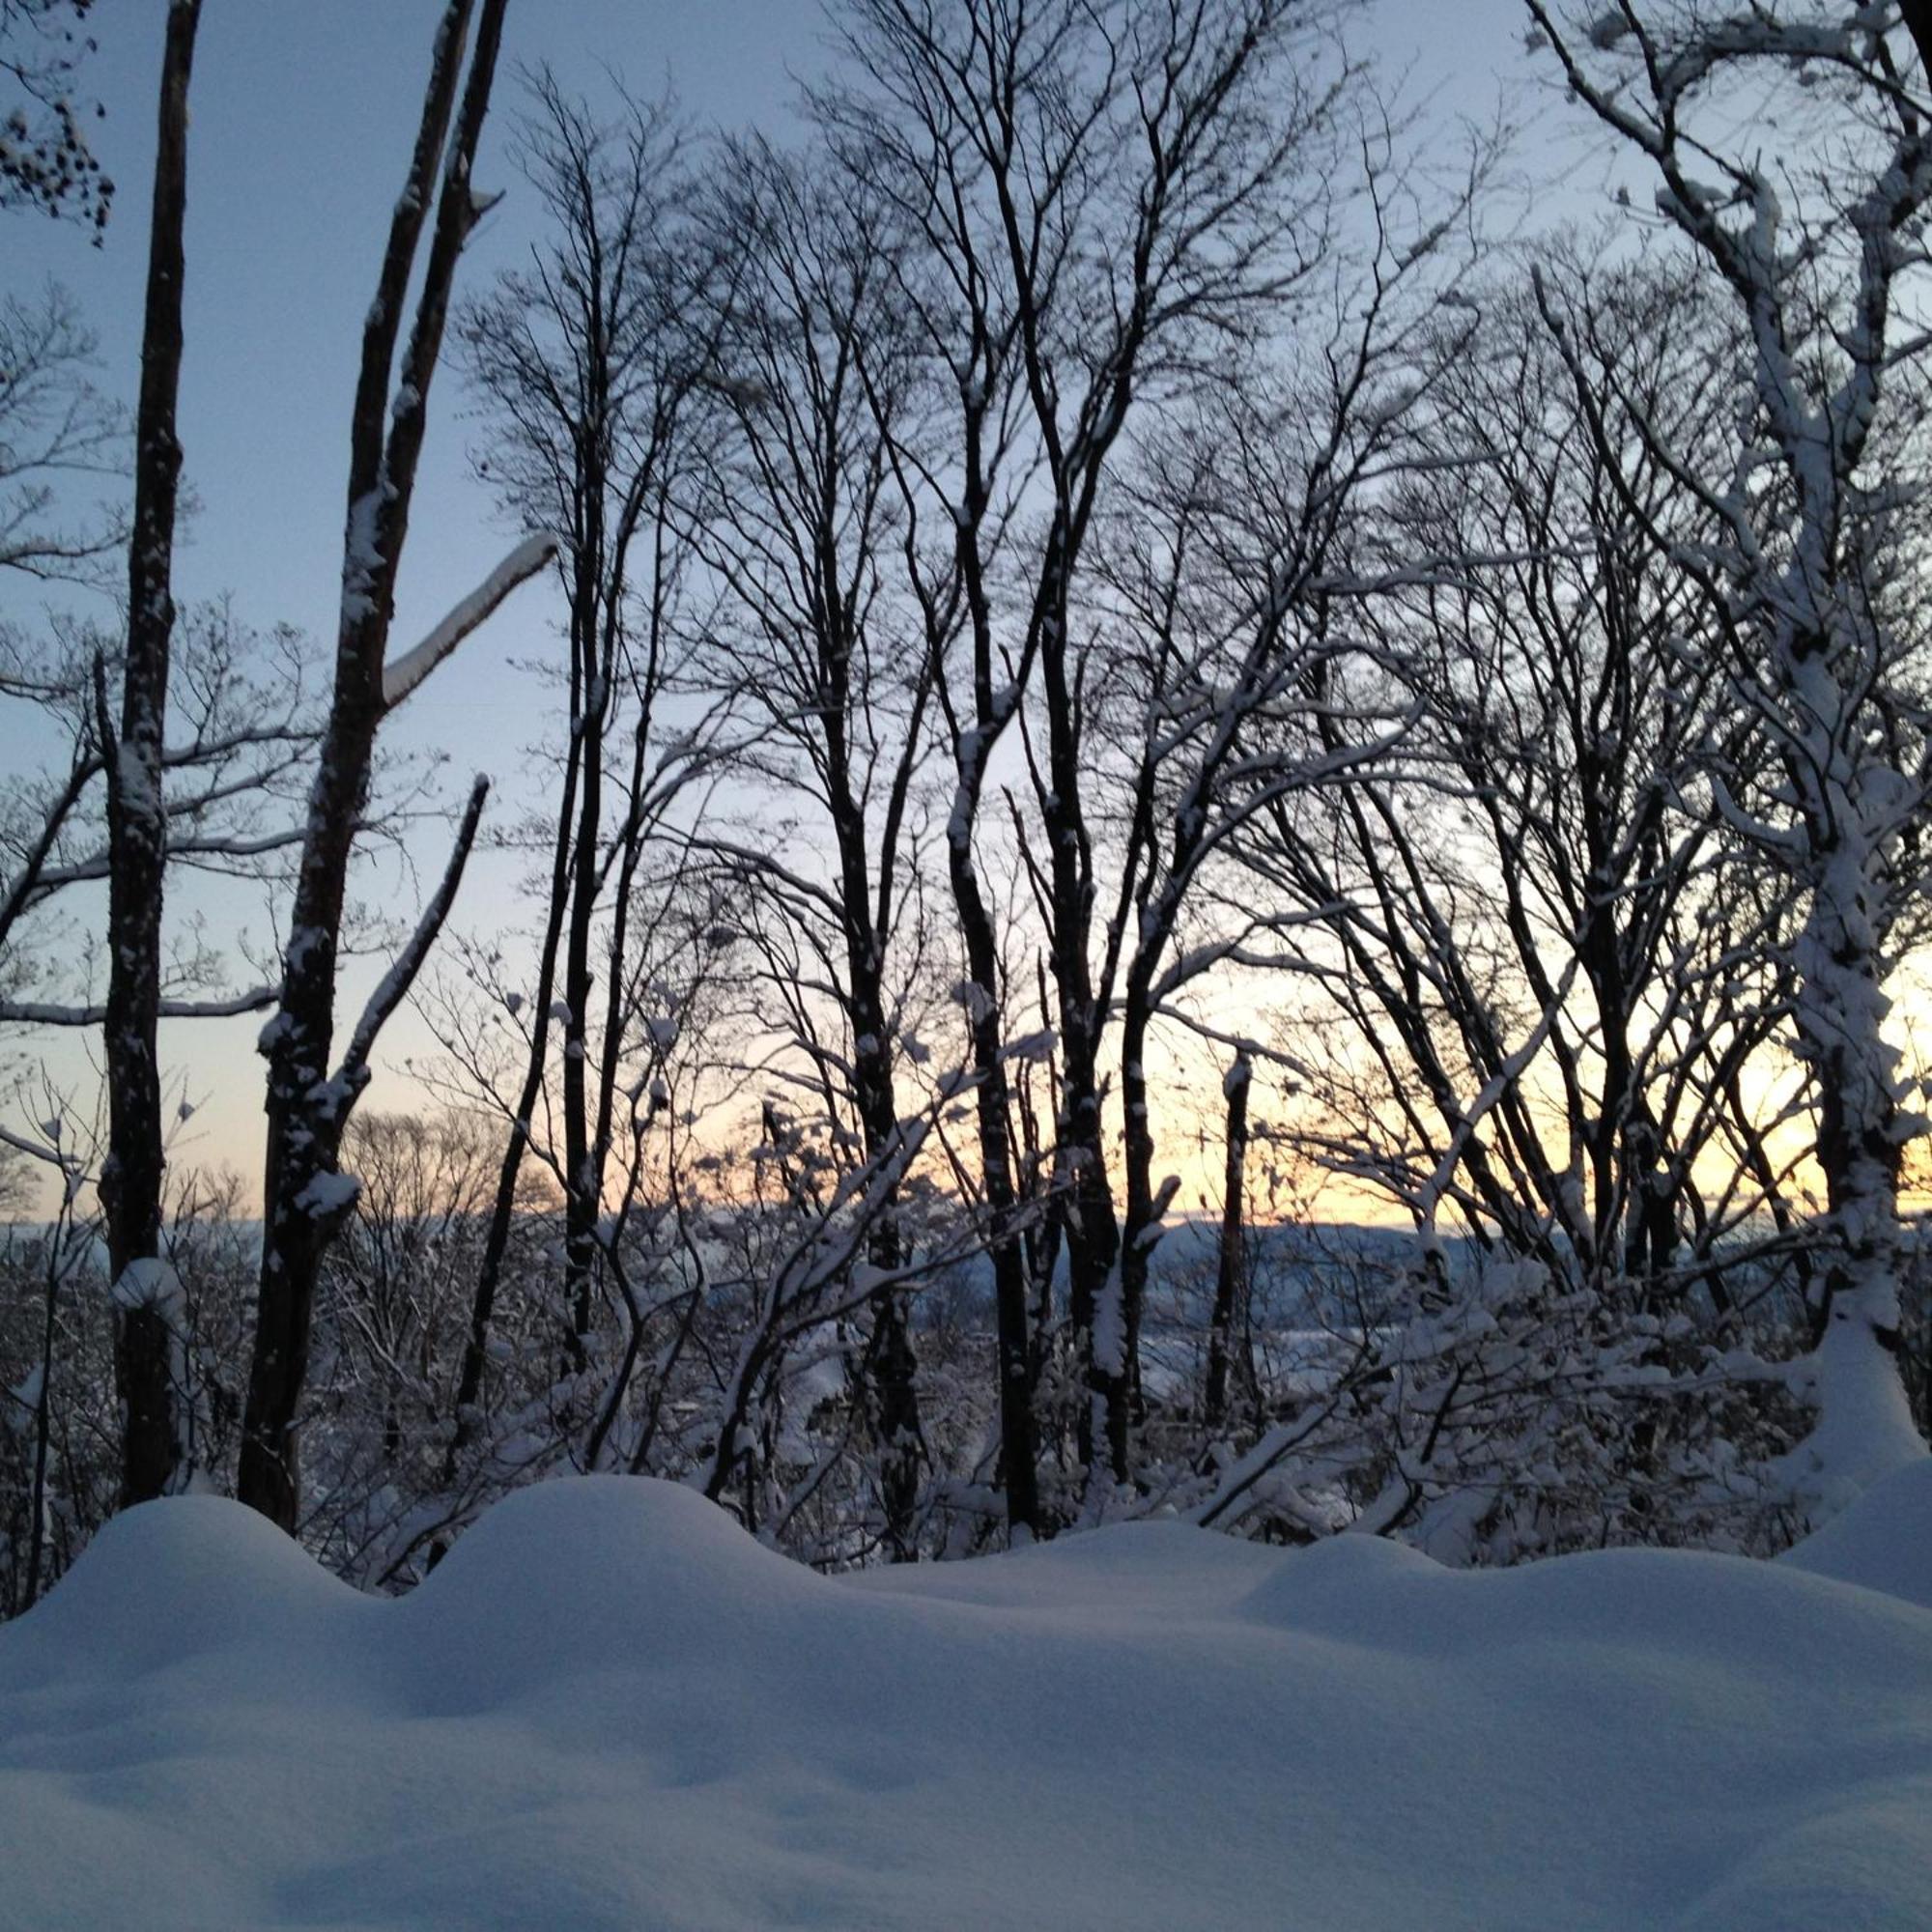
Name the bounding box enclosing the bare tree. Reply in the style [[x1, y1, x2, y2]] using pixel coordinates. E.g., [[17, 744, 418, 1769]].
[[1207, 268, 1829, 1549], [687, 136, 941, 1557], [446, 71, 723, 1475], [241, 0, 545, 1530], [0, 284, 125, 582], [1526, 0, 1932, 1508], [300, 1108, 498, 1581], [818, 0, 1355, 1527], [0, 607, 313, 1037], [0, 276, 126, 1050], [1080, 143, 1486, 1500], [3, 1155, 88, 1607], [98, 0, 198, 1508], [0, 0, 110, 233], [1249, 273, 1758, 1265]]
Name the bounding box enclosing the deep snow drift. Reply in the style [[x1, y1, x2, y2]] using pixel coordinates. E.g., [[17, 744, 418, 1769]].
[[3, 1471, 1930, 1931]]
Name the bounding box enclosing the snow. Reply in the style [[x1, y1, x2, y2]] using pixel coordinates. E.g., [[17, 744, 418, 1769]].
[[106, 1256, 182, 1315], [1776, 1311, 1928, 1516], [292, 1169, 360, 1218], [378, 532, 557, 710], [1781, 1457, 1932, 1611], [2, 1473, 1930, 1929]]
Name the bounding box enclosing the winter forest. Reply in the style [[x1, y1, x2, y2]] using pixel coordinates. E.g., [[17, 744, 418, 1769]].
[[2, 1, 1932, 1925]]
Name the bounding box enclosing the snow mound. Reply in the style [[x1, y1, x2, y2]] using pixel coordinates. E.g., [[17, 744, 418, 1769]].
[[5, 1491, 368, 1672], [3, 1477, 1931, 1931], [397, 1474, 827, 1711], [1780, 1455, 1932, 1609]]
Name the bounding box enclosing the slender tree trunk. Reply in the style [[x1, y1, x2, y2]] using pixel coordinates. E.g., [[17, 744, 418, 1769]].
[[22, 1226, 68, 1606], [824, 621, 924, 1552], [102, 0, 201, 1509], [241, 0, 508, 1529], [1060, 1014, 1122, 1480], [444, 713, 581, 1481], [1205, 1054, 1254, 1434], [1031, 494, 1129, 1485], [949, 828, 1041, 1542], [934, 383, 1040, 1542], [1081, 1006, 1135, 1491], [1036, 589, 1122, 1479], [849, 976, 921, 1556], [561, 538, 609, 1363]]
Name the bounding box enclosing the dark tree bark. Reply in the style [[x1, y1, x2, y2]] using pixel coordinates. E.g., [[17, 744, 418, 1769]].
[[843, 0, 1329, 1494], [450, 75, 712, 1457], [949, 808, 1044, 1541], [560, 468, 609, 1363], [1205, 1055, 1254, 1433], [101, 0, 201, 1510], [444, 701, 581, 1478], [240, 0, 515, 1529], [691, 140, 932, 1555], [1904, 4, 1932, 83]]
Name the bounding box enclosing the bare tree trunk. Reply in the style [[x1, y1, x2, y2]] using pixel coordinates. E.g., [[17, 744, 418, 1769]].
[[1204, 1054, 1253, 1433], [950, 831, 1042, 1542], [1036, 541, 1122, 1483], [946, 405, 1042, 1544], [561, 534, 608, 1364], [102, 0, 201, 1509], [1112, 961, 1190, 1476], [241, 0, 511, 1529], [821, 551, 925, 1552], [444, 714, 581, 1480], [1083, 990, 1140, 1488], [849, 977, 922, 1555], [21, 1217, 73, 1605]]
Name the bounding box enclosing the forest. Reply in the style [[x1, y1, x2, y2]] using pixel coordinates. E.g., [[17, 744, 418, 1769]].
[[2, 0, 1930, 1622], [7, 6, 1932, 1926]]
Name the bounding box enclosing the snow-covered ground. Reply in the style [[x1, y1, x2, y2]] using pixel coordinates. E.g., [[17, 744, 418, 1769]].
[[3, 1470, 1929, 1931]]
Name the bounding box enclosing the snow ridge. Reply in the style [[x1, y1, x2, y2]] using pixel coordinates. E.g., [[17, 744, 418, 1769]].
[[2, 1471, 1930, 1929]]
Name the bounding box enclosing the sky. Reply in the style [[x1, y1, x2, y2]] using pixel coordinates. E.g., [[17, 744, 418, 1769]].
[[0, 0, 1561, 1209]]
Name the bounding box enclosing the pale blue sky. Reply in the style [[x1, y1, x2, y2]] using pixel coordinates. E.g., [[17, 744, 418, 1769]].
[[1, 0, 1554, 1200]]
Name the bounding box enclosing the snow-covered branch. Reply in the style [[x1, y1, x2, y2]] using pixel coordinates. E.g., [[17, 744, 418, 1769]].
[[332, 772, 491, 1111], [379, 532, 557, 711], [0, 985, 278, 1027]]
